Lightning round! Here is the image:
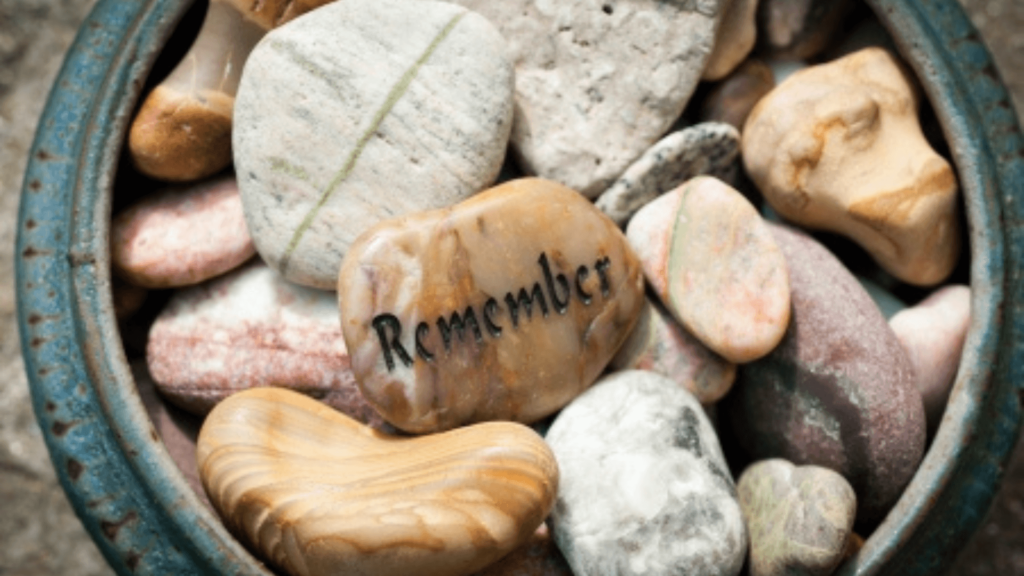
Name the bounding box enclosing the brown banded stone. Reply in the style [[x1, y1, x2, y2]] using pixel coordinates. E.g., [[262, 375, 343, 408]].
[[338, 178, 645, 433]]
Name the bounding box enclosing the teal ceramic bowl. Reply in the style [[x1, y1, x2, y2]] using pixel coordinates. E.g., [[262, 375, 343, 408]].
[[16, 0, 1024, 574]]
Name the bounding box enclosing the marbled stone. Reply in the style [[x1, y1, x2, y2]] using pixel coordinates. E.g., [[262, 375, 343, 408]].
[[147, 262, 388, 429], [704, 0, 759, 81], [595, 123, 741, 227], [757, 0, 854, 60], [198, 387, 558, 576], [338, 178, 644, 433], [547, 370, 746, 576], [743, 48, 961, 285], [699, 59, 775, 131], [737, 459, 856, 576], [110, 176, 255, 288], [627, 176, 790, 363], [724, 224, 926, 526], [890, 285, 971, 435], [610, 297, 736, 404], [446, 0, 722, 198], [235, 0, 514, 289]]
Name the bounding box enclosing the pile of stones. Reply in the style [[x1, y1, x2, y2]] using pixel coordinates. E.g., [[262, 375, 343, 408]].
[[113, 0, 972, 575]]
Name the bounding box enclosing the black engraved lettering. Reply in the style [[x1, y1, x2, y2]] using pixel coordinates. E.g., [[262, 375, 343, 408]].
[[437, 307, 484, 351], [575, 265, 593, 305], [539, 252, 570, 314], [483, 298, 503, 338], [595, 256, 613, 298], [505, 283, 549, 328], [415, 321, 434, 361], [372, 314, 413, 371]]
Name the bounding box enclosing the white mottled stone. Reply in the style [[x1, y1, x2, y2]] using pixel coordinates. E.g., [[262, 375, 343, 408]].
[[547, 370, 747, 576], [447, 0, 722, 198], [595, 123, 741, 227], [234, 0, 514, 289]]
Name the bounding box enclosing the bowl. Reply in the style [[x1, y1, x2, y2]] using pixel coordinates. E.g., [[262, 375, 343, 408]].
[[16, 0, 1024, 574]]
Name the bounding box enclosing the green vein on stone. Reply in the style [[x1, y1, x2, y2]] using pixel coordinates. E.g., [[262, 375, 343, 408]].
[[279, 11, 467, 275]]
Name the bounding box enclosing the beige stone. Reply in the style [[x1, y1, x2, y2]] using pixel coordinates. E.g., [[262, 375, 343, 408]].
[[198, 387, 558, 576], [743, 48, 961, 285], [338, 178, 645, 433], [703, 0, 759, 81]]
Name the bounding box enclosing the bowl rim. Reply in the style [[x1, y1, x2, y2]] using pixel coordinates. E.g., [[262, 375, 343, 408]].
[[16, 0, 1024, 574]]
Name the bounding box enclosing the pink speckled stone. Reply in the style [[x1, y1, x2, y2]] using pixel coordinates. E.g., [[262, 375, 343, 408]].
[[111, 176, 255, 288]]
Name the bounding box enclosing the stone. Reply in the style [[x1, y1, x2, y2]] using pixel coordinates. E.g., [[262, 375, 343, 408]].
[[112, 277, 147, 320], [235, 0, 515, 289], [198, 387, 558, 576], [626, 176, 790, 363], [147, 262, 389, 430], [737, 459, 856, 576], [610, 297, 736, 404], [595, 123, 741, 227], [889, 285, 971, 435], [699, 59, 775, 131], [546, 370, 747, 576], [723, 223, 926, 526], [446, 0, 722, 198], [857, 275, 905, 320], [110, 176, 255, 288], [704, 0, 759, 81], [339, 178, 644, 433], [743, 48, 961, 286], [474, 523, 572, 576], [757, 0, 854, 60]]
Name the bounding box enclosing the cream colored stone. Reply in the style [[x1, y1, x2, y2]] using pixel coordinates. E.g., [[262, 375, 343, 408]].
[[338, 178, 644, 433], [703, 0, 759, 81], [743, 47, 961, 285]]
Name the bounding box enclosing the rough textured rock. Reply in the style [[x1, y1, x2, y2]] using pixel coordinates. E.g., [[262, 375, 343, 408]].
[[110, 176, 255, 288], [890, 285, 971, 435], [757, 0, 854, 60], [743, 48, 961, 286], [235, 0, 515, 289], [547, 370, 747, 576], [338, 178, 644, 433], [627, 176, 790, 363], [447, 0, 723, 198], [198, 388, 558, 576], [610, 297, 736, 404], [700, 59, 775, 131], [595, 123, 741, 227], [147, 262, 387, 429], [704, 0, 760, 81], [724, 224, 925, 527], [738, 459, 856, 576]]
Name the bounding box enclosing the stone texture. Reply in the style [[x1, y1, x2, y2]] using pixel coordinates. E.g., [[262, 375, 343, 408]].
[[890, 285, 971, 436], [724, 224, 925, 527], [110, 176, 255, 288], [595, 123, 741, 227], [447, 0, 722, 198], [699, 59, 775, 131], [147, 262, 388, 429], [546, 370, 747, 576], [339, 178, 644, 433], [627, 176, 790, 363], [474, 523, 572, 576], [704, 0, 759, 81], [198, 387, 558, 576], [738, 459, 856, 576], [610, 297, 736, 404], [743, 47, 962, 286], [235, 0, 514, 289], [757, 0, 854, 60]]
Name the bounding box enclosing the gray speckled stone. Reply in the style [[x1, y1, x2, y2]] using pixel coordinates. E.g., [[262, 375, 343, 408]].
[[738, 459, 856, 576], [448, 0, 723, 198], [595, 123, 741, 227], [234, 0, 514, 289], [547, 370, 747, 576]]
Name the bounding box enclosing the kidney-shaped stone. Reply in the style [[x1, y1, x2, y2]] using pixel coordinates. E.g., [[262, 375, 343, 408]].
[[339, 178, 645, 433]]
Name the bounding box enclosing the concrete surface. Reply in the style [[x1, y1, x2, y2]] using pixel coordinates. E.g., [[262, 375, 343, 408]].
[[0, 0, 1021, 574]]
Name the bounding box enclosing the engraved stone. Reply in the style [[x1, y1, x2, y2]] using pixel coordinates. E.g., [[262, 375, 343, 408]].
[[198, 387, 558, 576], [338, 178, 645, 433], [627, 176, 790, 363], [547, 370, 747, 576], [595, 123, 741, 227], [446, 0, 722, 198], [235, 0, 515, 289]]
